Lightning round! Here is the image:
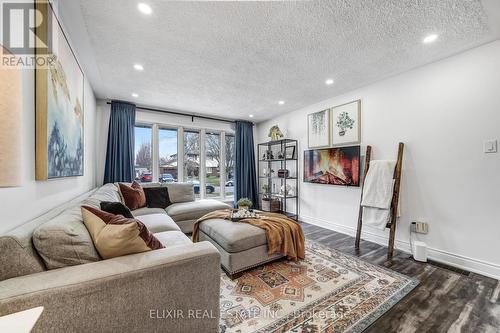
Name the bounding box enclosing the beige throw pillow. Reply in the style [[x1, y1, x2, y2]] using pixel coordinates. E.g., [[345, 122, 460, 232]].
[[81, 205, 164, 259]]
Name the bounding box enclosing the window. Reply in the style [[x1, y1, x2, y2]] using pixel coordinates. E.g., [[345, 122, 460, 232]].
[[225, 134, 235, 197], [205, 132, 221, 197], [183, 130, 201, 198], [134, 125, 152, 183], [134, 122, 234, 200], [159, 128, 178, 183]]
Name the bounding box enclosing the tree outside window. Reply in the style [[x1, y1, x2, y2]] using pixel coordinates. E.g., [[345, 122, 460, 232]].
[[134, 126, 152, 183], [184, 131, 201, 197]]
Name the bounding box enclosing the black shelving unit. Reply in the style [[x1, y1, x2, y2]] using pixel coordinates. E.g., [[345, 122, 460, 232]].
[[257, 139, 299, 220]]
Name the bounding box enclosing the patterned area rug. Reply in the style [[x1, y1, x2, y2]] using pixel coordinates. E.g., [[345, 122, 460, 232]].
[[219, 240, 418, 333]]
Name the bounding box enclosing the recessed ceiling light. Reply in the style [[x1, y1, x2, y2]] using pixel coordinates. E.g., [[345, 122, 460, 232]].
[[423, 34, 438, 44], [249, 114, 254, 118], [325, 79, 334, 85], [133, 64, 144, 71], [278, 101, 285, 105], [137, 3, 152, 15], [131, 93, 139, 98]]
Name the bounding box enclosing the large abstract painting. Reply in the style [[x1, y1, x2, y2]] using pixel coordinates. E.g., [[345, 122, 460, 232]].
[[35, 1, 84, 180], [304, 146, 360, 186]]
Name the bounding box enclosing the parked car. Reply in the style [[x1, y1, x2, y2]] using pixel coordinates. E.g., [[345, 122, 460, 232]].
[[140, 172, 153, 182], [225, 180, 235, 186], [160, 173, 175, 183], [191, 181, 216, 194]]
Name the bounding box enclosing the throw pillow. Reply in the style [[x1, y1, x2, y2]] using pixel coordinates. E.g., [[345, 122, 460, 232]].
[[143, 187, 171, 208], [118, 181, 147, 210], [165, 183, 195, 203], [81, 205, 164, 259], [100, 201, 134, 218]]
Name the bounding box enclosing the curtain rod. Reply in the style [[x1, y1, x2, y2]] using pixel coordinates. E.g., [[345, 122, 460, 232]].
[[106, 101, 237, 124]]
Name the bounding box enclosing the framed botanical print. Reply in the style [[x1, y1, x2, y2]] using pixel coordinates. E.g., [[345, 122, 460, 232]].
[[331, 100, 361, 146], [307, 109, 330, 148], [35, 0, 85, 180]]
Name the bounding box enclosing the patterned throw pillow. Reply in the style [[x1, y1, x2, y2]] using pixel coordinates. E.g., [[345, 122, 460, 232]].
[[118, 181, 147, 210], [81, 205, 164, 259]]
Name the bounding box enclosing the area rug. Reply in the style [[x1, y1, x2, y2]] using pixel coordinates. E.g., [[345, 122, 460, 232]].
[[219, 240, 418, 333]]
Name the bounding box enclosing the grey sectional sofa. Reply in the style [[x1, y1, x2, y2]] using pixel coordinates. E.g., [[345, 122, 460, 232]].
[[142, 182, 232, 233], [0, 183, 231, 333]]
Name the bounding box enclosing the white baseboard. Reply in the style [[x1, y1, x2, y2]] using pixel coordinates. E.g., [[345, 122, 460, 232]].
[[300, 215, 500, 280]]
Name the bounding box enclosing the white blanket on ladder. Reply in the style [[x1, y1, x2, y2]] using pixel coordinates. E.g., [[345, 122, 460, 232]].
[[361, 160, 396, 230]]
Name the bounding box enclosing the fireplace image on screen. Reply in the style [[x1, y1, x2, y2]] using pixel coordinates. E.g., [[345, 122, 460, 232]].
[[304, 146, 360, 186]]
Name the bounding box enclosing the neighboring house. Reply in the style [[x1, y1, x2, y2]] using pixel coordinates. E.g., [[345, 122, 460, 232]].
[[163, 153, 220, 178], [159, 161, 178, 179]]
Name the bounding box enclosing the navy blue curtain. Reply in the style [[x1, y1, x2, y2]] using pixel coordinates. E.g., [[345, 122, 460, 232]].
[[103, 101, 136, 184], [235, 121, 258, 207]]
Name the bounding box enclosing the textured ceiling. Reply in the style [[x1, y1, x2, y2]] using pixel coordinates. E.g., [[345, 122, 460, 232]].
[[78, 0, 500, 121]]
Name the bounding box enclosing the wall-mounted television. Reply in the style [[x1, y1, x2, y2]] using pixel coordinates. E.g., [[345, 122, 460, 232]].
[[304, 146, 360, 187]]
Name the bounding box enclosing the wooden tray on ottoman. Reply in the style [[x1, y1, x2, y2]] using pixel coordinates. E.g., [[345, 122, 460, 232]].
[[230, 209, 260, 222]]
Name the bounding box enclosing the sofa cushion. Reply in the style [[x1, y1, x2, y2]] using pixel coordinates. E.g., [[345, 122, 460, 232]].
[[132, 207, 167, 216], [135, 214, 180, 233], [166, 199, 231, 222], [119, 182, 147, 210], [1, 189, 98, 281], [0, 236, 46, 281], [144, 187, 171, 208], [198, 218, 267, 253], [100, 201, 134, 218], [81, 206, 164, 259], [33, 206, 101, 270], [154, 231, 192, 248], [165, 183, 195, 203], [82, 183, 122, 209]]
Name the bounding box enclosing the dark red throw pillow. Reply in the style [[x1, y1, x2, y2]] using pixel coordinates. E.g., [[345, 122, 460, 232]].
[[119, 181, 147, 210]]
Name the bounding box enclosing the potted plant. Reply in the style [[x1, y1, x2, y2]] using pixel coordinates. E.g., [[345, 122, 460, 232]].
[[262, 184, 271, 197], [237, 198, 253, 211]]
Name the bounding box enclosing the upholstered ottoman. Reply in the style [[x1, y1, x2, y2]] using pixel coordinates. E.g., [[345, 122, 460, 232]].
[[197, 218, 284, 279]]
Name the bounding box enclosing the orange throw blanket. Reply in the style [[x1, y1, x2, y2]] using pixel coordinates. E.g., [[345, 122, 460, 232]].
[[192, 209, 305, 261]]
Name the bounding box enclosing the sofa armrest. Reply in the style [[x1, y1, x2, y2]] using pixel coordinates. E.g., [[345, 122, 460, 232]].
[[0, 242, 221, 333]]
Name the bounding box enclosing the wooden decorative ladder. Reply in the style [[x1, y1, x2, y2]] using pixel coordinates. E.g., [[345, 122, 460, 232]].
[[355, 143, 404, 259]]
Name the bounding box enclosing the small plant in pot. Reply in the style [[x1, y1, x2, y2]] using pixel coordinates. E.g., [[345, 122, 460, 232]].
[[336, 111, 355, 136], [237, 198, 253, 211]]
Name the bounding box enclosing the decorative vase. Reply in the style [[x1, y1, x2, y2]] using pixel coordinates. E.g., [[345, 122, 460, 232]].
[[238, 205, 250, 212]]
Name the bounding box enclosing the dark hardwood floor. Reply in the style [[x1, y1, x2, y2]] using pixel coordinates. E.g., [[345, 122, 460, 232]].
[[300, 222, 500, 333]]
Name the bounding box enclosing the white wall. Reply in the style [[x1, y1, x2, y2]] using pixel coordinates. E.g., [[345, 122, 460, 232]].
[[256, 40, 500, 279], [0, 0, 98, 233], [0, 72, 97, 233]]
